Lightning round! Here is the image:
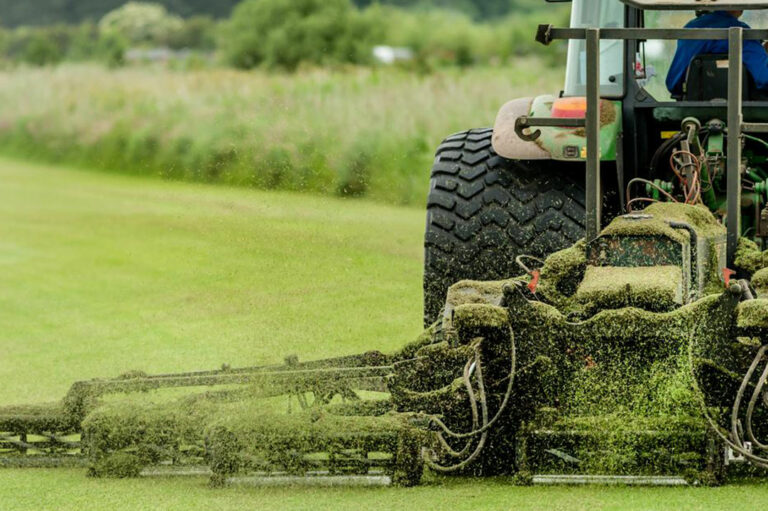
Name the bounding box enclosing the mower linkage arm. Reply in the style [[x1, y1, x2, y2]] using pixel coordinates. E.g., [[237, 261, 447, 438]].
[[514, 116, 585, 142]]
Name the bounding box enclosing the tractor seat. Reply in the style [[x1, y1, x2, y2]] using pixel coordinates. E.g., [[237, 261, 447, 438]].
[[676, 54, 768, 101]]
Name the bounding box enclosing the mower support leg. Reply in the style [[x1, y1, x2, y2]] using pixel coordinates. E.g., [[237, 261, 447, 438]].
[[586, 28, 601, 243], [727, 26, 743, 268]]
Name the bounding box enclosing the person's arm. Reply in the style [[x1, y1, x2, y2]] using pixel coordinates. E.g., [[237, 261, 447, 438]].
[[743, 40, 768, 90]]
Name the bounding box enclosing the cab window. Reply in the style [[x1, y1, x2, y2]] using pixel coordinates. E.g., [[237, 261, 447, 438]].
[[564, 0, 626, 97]]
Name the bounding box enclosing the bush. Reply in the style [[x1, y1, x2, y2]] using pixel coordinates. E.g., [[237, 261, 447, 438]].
[[21, 32, 63, 65], [88, 452, 143, 478], [96, 32, 129, 68], [0, 23, 127, 67], [2, 26, 70, 66], [220, 0, 380, 71], [166, 15, 217, 51], [0, 2, 565, 71], [65, 23, 100, 61], [65, 23, 128, 67]]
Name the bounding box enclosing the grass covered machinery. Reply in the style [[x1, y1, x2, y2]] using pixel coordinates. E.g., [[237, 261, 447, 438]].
[[9, 0, 768, 487]]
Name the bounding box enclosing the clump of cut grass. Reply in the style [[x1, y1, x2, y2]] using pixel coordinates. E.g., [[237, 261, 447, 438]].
[[735, 237, 768, 275]]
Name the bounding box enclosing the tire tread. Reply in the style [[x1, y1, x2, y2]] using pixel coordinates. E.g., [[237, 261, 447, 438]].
[[423, 129, 586, 326]]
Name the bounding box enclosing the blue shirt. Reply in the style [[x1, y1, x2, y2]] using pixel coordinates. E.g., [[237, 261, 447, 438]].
[[666, 11, 768, 95]]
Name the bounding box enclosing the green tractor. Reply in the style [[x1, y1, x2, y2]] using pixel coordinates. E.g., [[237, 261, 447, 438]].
[[7, 0, 768, 487]]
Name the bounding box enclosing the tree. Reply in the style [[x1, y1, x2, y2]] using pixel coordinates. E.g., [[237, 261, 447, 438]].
[[220, 0, 379, 71], [99, 2, 183, 46]]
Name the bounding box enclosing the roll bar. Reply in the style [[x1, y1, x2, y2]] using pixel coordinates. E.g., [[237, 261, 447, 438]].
[[520, 25, 768, 266]]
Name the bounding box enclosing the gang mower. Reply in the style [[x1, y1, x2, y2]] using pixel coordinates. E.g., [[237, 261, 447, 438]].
[[7, 0, 768, 487]]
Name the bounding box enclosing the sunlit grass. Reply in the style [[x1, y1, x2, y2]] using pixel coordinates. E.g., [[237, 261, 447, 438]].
[[0, 156, 424, 405], [3, 469, 768, 511]]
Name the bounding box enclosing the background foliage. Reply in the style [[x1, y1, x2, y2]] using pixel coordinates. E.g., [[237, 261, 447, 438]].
[[0, 0, 241, 27], [0, 0, 566, 69], [221, 0, 379, 70], [0, 0, 548, 26]]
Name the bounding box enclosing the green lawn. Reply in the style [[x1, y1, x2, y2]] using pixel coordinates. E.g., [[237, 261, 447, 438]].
[[2, 157, 768, 510]]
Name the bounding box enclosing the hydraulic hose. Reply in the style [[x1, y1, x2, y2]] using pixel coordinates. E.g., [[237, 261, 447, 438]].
[[689, 285, 768, 471], [424, 327, 517, 472], [429, 328, 516, 440], [650, 132, 685, 177]]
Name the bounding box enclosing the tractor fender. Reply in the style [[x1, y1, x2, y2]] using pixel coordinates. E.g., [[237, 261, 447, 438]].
[[493, 95, 621, 163], [492, 97, 551, 160]]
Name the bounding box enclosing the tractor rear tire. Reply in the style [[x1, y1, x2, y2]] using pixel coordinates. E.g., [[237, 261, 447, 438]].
[[423, 128, 586, 326]]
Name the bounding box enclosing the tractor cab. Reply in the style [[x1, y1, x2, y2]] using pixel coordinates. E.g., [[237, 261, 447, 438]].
[[559, 1, 768, 101]]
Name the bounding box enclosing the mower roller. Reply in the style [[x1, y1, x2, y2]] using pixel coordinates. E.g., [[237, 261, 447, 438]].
[[8, 0, 768, 487]]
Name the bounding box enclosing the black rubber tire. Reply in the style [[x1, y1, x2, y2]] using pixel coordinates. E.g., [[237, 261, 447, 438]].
[[423, 128, 586, 326]]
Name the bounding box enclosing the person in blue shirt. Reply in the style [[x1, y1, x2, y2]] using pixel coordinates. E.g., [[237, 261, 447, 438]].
[[666, 10, 768, 97]]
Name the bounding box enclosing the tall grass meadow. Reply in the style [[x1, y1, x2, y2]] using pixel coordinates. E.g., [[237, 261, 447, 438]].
[[0, 61, 561, 204]]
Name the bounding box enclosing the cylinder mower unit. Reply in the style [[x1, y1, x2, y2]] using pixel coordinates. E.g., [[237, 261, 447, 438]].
[[10, 0, 768, 488]]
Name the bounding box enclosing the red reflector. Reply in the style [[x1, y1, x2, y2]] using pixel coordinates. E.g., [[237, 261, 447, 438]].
[[552, 97, 587, 119], [528, 270, 541, 294], [723, 268, 736, 287]]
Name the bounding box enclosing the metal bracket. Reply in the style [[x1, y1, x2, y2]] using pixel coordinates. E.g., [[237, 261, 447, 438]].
[[726, 442, 752, 465], [536, 24, 554, 46], [544, 449, 582, 465], [742, 123, 768, 134]]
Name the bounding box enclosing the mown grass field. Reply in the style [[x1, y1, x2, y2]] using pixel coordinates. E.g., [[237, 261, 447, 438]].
[[4, 158, 768, 510], [8, 469, 768, 511], [0, 157, 424, 406], [0, 62, 561, 205]]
